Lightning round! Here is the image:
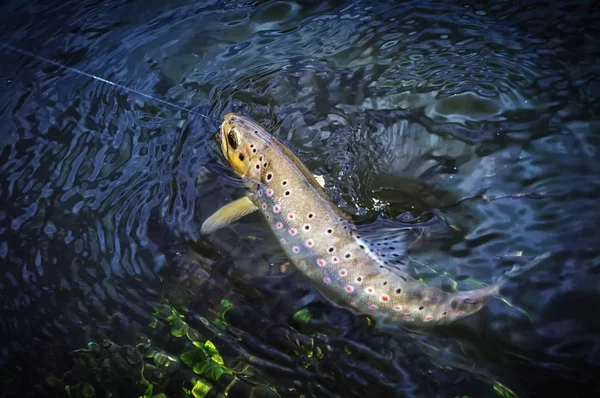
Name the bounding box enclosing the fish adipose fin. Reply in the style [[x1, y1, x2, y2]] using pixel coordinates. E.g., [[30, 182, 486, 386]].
[[201, 196, 258, 234]]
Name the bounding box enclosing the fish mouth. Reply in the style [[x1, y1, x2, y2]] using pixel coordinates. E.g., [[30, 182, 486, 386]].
[[218, 117, 231, 157]]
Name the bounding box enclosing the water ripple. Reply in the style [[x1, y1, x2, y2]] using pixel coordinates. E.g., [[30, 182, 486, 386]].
[[1, 0, 599, 396]]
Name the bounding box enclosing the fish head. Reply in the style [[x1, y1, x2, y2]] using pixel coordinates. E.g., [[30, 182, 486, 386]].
[[219, 112, 271, 178]]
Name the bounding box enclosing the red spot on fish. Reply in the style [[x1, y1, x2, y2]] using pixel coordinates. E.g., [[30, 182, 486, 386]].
[[289, 228, 297, 235], [280, 238, 285, 244], [267, 189, 273, 196], [394, 305, 402, 311], [318, 259, 325, 266], [300, 261, 306, 268], [273, 205, 280, 213], [356, 276, 362, 282], [323, 277, 331, 284], [350, 302, 357, 307], [425, 316, 433, 322], [293, 246, 300, 253], [339, 269, 347, 276], [369, 305, 377, 310], [276, 222, 282, 229], [332, 257, 339, 263], [457, 311, 464, 316], [345, 285, 354, 292], [288, 213, 294, 219], [305, 240, 314, 247], [403, 316, 410, 321], [262, 204, 267, 210], [380, 295, 389, 302], [366, 287, 374, 294]]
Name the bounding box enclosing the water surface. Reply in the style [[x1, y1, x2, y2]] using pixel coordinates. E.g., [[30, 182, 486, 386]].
[[1, 1, 599, 397]]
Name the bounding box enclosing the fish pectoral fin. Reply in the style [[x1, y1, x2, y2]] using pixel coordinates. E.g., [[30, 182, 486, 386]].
[[313, 174, 326, 188], [200, 196, 258, 235]]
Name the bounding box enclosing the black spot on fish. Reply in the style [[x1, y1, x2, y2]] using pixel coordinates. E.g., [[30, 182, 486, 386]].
[[255, 164, 260, 169], [393, 253, 399, 257], [328, 247, 334, 252], [308, 213, 313, 218], [359, 245, 365, 249], [443, 311, 447, 315], [285, 191, 290, 196], [263, 162, 268, 167], [418, 306, 424, 311], [259, 156, 263, 161], [254, 130, 258, 134], [383, 281, 387, 286], [395, 288, 401, 294], [253, 148, 257, 153], [327, 229, 332, 234], [266, 173, 272, 181], [356, 235, 361, 238], [381, 254, 386, 257], [250, 144, 254, 148], [282, 180, 287, 185], [239, 154, 245, 161], [389, 246, 395, 250], [345, 253, 351, 258]]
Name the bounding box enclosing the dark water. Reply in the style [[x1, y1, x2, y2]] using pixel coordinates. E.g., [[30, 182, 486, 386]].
[[1, 0, 599, 397]]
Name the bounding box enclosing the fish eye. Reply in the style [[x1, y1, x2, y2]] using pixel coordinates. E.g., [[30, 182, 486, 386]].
[[227, 131, 238, 150]]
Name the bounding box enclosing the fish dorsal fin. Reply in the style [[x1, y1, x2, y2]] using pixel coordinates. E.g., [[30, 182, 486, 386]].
[[201, 196, 258, 235], [355, 222, 423, 269]]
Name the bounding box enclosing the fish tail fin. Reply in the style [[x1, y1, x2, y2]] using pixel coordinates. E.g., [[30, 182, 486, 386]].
[[494, 251, 551, 287], [491, 251, 550, 322]]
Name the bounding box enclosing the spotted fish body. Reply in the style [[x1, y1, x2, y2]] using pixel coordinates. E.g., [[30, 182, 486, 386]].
[[205, 113, 548, 327]]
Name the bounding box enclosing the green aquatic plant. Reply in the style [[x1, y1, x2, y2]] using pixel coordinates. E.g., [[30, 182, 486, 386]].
[[493, 382, 519, 398], [293, 308, 313, 324], [211, 299, 233, 330], [180, 341, 232, 381], [140, 384, 167, 398]]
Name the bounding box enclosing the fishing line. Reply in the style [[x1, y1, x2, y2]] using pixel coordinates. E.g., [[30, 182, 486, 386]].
[[0, 41, 218, 121]]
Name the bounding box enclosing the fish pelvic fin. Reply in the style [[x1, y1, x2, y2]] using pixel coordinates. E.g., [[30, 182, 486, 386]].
[[200, 196, 258, 234]]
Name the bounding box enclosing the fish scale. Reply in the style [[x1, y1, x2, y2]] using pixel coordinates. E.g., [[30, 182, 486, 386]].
[[201, 113, 550, 327]]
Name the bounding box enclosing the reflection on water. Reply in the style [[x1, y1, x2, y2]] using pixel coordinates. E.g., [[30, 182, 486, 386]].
[[1, 0, 599, 397]]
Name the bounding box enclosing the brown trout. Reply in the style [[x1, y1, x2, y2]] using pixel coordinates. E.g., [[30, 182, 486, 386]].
[[201, 113, 549, 327]]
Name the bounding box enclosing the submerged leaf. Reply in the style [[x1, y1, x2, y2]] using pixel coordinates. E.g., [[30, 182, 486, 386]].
[[220, 299, 233, 311], [191, 379, 213, 398], [171, 319, 189, 337], [82, 384, 95, 398], [493, 382, 518, 398], [293, 309, 313, 323], [141, 385, 153, 398], [204, 340, 224, 365]]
